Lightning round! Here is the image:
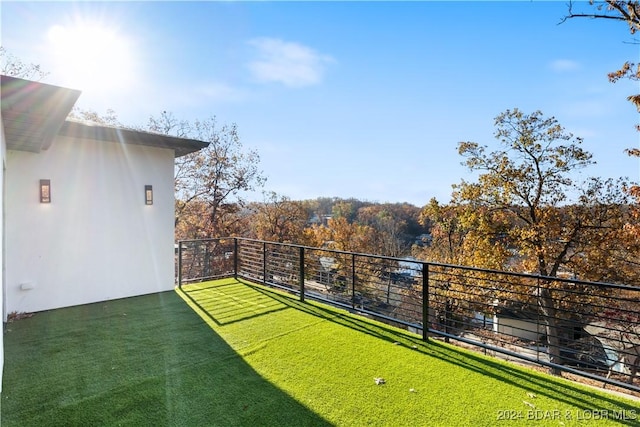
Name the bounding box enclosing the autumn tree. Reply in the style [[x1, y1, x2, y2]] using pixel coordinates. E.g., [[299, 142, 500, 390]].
[[301, 197, 336, 222], [411, 198, 512, 339], [249, 191, 308, 243], [415, 198, 501, 267], [455, 108, 633, 372], [331, 199, 367, 224], [147, 112, 266, 239], [356, 203, 423, 258], [299, 198, 423, 257], [304, 215, 397, 304], [304, 216, 377, 254]]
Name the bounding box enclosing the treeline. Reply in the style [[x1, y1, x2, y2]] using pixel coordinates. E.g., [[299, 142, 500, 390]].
[[175, 191, 639, 288], [176, 193, 429, 258]]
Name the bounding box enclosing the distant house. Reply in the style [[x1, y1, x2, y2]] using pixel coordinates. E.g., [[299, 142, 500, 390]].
[[493, 305, 590, 344], [0, 75, 208, 390], [493, 307, 545, 342]]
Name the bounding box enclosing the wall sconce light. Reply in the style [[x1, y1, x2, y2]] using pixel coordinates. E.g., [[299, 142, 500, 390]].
[[40, 179, 51, 203], [145, 185, 153, 205]]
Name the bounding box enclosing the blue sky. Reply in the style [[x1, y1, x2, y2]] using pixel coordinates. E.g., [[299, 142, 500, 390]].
[[2, 1, 638, 206]]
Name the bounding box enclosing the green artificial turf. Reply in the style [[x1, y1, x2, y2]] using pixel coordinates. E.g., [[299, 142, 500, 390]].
[[2, 278, 638, 426], [1, 288, 329, 426]]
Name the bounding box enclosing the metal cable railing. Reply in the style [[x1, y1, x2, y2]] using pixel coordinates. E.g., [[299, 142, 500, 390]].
[[177, 237, 640, 393]]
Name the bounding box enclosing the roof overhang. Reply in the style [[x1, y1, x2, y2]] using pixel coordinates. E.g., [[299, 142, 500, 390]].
[[1, 75, 81, 152], [1, 75, 209, 157], [59, 121, 209, 157]]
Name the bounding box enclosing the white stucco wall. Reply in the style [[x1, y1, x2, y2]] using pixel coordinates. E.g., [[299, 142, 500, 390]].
[[5, 134, 175, 314], [1, 115, 6, 393]]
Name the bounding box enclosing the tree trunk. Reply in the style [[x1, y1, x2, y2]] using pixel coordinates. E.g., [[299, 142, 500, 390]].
[[539, 287, 562, 375]]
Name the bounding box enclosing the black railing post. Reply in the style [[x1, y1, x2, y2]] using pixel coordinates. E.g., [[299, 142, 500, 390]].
[[422, 263, 429, 342], [299, 246, 305, 302], [263, 241, 267, 286], [178, 241, 183, 288], [351, 254, 356, 309], [233, 238, 238, 280]]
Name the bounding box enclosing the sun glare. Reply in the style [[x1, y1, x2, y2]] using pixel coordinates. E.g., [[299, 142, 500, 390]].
[[47, 22, 135, 94]]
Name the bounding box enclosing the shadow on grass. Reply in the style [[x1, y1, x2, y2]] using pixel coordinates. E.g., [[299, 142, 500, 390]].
[[180, 280, 292, 326], [2, 291, 333, 427], [181, 278, 639, 423]]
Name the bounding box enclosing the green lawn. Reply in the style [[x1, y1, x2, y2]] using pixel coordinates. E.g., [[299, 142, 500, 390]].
[[2, 278, 638, 426]]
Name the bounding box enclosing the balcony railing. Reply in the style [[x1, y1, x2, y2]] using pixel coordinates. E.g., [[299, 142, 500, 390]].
[[177, 237, 640, 393]]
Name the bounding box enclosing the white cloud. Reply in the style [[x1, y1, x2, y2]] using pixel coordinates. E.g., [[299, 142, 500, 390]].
[[549, 59, 581, 72], [247, 37, 334, 88]]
